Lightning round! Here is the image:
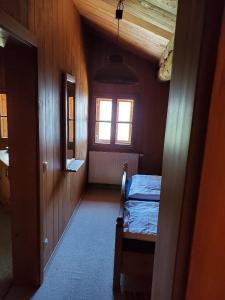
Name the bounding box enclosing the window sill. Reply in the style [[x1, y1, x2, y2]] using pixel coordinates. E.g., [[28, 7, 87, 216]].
[[66, 159, 85, 172]]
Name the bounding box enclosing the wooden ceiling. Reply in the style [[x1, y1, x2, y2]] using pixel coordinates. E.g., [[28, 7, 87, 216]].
[[73, 0, 178, 62]]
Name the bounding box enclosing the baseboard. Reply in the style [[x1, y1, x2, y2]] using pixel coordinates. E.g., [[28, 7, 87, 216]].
[[43, 197, 82, 276]]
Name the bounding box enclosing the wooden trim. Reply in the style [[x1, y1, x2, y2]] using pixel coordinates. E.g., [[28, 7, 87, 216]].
[[121, 163, 128, 204], [113, 163, 127, 290], [0, 8, 37, 47], [62, 73, 76, 171], [113, 218, 123, 290]]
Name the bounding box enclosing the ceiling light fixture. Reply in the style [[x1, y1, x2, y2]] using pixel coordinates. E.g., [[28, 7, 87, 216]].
[[0, 28, 8, 48], [93, 0, 139, 85]]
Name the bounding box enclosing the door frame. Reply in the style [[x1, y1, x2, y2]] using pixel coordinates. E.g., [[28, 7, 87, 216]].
[[0, 9, 41, 286], [0, 9, 37, 47], [151, 0, 225, 299]]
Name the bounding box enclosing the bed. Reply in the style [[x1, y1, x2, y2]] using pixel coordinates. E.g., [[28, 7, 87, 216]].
[[113, 164, 161, 290]]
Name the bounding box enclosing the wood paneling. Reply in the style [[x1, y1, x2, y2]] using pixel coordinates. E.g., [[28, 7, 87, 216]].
[[74, 0, 177, 61], [172, 1, 224, 298], [87, 31, 169, 175], [0, 0, 89, 280], [28, 0, 89, 269], [0, 48, 5, 91], [0, 0, 28, 27], [151, 0, 224, 299], [186, 7, 225, 300]]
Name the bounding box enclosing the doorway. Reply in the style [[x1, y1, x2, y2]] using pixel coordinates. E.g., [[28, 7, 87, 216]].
[[0, 15, 40, 296]]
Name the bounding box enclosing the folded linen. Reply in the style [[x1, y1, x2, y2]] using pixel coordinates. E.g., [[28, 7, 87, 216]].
[[128, 174, 161, 200], [123, 200, 159, 236]]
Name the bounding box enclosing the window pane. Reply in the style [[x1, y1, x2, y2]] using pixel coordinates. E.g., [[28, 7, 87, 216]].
[[1, 117, 8, 138], [68, 120, 74, 143], [96, 98, 112, 121], [117, 99, 133, 122], [95, 122, 111, 143], [116, 123, 132, 144], [68, 97, 74, 120], [0, 94, 7, 116]]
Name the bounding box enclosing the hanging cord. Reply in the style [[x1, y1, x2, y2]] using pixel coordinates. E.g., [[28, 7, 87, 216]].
[[116, 0, 124, 44], [117, 18, 120, 44]]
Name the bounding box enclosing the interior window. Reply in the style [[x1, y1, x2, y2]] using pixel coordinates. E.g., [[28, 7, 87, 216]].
[[95, 97, 134, 146], [0, 94, 8, 139]]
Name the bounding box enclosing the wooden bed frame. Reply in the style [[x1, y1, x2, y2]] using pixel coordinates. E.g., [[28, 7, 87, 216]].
[[113, 163, 156, 290]]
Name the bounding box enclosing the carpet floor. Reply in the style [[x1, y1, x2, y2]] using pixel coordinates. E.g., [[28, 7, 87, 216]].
[[5, 188, 152, 300]]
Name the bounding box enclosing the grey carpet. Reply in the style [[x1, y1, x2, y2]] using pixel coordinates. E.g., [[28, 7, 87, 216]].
[[32, 188, 120, 300], [0, 205, 12, 299], [5, 188, 151, 300]]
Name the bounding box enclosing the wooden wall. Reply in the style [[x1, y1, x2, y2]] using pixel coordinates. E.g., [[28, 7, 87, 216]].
[[0, 48, 5, 91], [87, 31, 169, 175], [0, 0, 28, 27], [0, 0, 89, 275], [186, 7, 225, 300], [151, 0, 224, 299], [29, 0, 89, 269]]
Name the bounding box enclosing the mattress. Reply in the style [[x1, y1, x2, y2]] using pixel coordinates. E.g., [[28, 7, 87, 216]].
[[123, 200, 159, 241], [126, 174, 161, 201]]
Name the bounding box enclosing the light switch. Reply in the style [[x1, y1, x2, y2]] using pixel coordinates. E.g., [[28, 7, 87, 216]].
[[43, 238, 48, 247], [43, 161, 48, 172]]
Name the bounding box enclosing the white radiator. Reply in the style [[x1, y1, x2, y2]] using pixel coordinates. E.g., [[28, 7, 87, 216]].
[[88, 151, 139, 184]]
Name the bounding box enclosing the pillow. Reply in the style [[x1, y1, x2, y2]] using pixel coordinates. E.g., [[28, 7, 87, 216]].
[[128, 174, 161, 201]]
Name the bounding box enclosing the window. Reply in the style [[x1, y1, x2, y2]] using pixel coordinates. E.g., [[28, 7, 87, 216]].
[[0, 94, 8, 138], [116, 99, 134, 145], [95, 97, 134, 146], [95, 98, 112, 144]]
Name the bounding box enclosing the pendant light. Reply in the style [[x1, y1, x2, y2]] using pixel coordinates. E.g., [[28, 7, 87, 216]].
[[0, 28, 8, 48], [94, 0, 139, 85]]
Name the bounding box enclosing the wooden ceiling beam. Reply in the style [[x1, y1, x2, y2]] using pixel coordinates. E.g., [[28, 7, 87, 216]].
[[158, 34, 174, 81]]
